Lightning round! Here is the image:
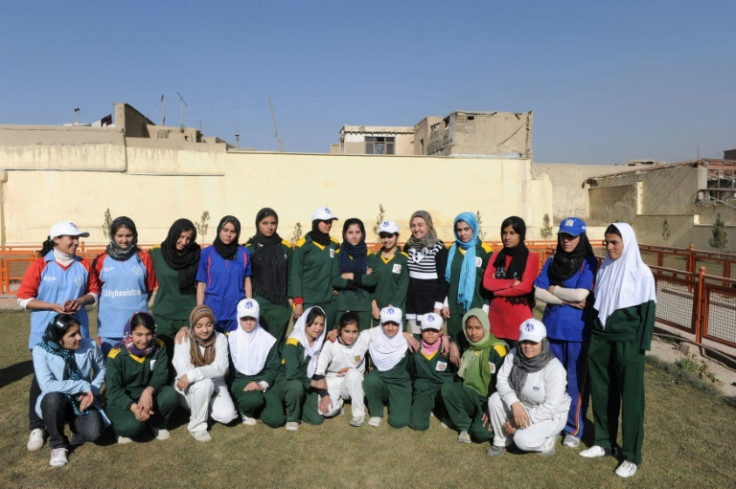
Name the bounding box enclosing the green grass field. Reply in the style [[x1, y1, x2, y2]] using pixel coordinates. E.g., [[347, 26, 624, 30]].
[[1, 309, 735, 489]]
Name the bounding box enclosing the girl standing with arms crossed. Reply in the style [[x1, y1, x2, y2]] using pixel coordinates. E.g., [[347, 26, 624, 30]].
[[580, 223, 656, 479], [17, 221, 100, 452], [482, 216, 538, 342], [534, 217, 597, 448]]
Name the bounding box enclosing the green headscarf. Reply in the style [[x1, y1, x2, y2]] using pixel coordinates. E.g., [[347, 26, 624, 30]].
[[458, 308, 506, 396]]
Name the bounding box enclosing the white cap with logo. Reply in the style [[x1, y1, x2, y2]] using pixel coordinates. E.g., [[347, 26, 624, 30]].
[[378, 220, 399, 235], [237, 298, 260, 320], [311, 207, 338, 221], [380, 306, 402, 325], [421, 312, 443, 331], [518, 318, 547, 343], [49, 221, 90, 239]]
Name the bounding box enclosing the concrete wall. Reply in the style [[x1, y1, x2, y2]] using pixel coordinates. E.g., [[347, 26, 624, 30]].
[[534, 163, 618, 222], [0, 134, 553, 245], [585, 163, 736, 252], [445, 111, 533, 158], [413, 116, 442, 155]]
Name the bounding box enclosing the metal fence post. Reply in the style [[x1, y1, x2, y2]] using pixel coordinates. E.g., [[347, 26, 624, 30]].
[[694, 266, 706, 345]]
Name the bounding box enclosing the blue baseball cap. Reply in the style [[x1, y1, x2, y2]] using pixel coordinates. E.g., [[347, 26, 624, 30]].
[[558, 217, 586, 237]]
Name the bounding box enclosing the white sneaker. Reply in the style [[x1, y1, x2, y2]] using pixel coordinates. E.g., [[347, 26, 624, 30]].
[[241, 415, 257, 426], [457, 431, 471, 444], [579, 445, 607, 458], [615, 460, 638, 478], [563, 434, 580, 448], [27, 428, 45, 451], [440, 418, 454, 429], [117, 435, 133, 445], [285, 421, 299, 432], [49, 448, 68, 467], [191, 431, 212, 443], [152, 427, 170, 440], [368, 417, 382, 427], [349, 415, 365, 427]]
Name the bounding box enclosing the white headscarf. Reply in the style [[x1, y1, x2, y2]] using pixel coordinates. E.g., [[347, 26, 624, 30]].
[[288, 306, 327, 377], [594, 223, 657, 328], [369, 307, 408, 371], [229, 299, 277, 376]]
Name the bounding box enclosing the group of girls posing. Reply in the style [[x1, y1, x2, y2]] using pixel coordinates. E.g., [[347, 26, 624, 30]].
[[20, 210, 655, 479]]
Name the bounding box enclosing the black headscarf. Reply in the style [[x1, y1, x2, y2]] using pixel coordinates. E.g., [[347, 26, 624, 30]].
[[105, 216, 139, 262], [493, 216, 534, 308], [493, 216, 529, 280], [548, 233, 595, 286], [160, 218, 200, 294], [213, 215, 241, 260], [246, 208, 288, 306], [339, 218, 368, 274], [308, 220, 332, 247]]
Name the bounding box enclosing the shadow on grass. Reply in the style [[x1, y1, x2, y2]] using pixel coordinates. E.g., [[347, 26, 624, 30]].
[[0, 360, 32, 389]]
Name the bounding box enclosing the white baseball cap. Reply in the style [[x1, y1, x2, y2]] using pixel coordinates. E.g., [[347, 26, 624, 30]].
[[421, 313, 443, 331], [49, 221, 90, 239], [311, 207, 338, 221], [237, 298, 260, 320], [518, 318, 547, 343], [378, 220, 399, 235], [380, 306, 402, 325]]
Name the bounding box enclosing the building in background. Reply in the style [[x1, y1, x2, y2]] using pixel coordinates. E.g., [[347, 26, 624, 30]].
[[584, 159, 736, 252], [0, 103, 551, 245], [333, 110, 533, 158]]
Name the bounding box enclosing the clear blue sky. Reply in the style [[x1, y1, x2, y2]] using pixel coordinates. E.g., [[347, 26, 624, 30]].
[[2, 0, 734, 164]]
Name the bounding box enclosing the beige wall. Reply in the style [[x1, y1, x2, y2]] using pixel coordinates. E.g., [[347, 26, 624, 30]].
[[0, 135, 553, 245], [534, 163, 619, 221], [585, 164, 736, 252]]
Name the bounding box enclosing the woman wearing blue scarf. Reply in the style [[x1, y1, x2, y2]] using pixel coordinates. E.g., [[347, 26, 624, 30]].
[[32, 314, 108, 467], [331, 218, 377, 330], [443, 212, 493, 351]]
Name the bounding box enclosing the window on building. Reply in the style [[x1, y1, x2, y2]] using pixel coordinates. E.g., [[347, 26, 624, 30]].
[[365, 136, 395, 155]]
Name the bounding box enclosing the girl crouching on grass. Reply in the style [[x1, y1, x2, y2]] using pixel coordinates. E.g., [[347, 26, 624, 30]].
[[32, 314, 107, 467], [362, 306, 415, 428], [408, 312, 456, 431], [312, 312, 368, 427], [261, 306, 327, 431], [487, 319, 570, 457], [229, 298, 281, 426], [441, 308, 507, 444], [173, 305, 237, 442], [106, 312, 178, 444]]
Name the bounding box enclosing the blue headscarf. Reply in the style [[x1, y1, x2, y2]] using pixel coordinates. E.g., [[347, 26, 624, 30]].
[[445, 212, 480, 311]]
